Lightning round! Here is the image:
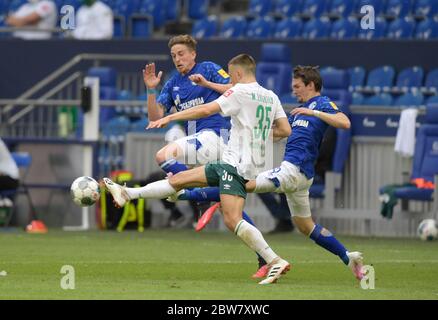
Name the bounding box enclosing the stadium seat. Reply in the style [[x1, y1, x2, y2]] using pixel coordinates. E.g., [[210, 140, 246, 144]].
[[248, 0, 274, 17], [385, 0, 413, 18], [386, 17, 416, 39], [423, 68, 438, 94], [274, 0, 302, 17], [129, 14, 153, 38], [379, 104, 438, 206], [101, 115, 131, 139], [88, 67, 117, 87], [415, 18, 438, 39], [300, 0, 329, 18], [130, 117, 149, 132], [192, 15, 218, 39], [113, 0, 141, 19], [301, 17, 331, 39], [363, 65, 396, 93], [363, 93, 394, 106], [426, 95, 438, 104], [357, 16, 387, 39], [188, 0, 209, 20], [348, 66, 366, 91], [139, 0, 166, 28], [327, 0, 356, 18], [329, 17, 359, 39], [394, 66, 424, 92], [393, 90, 424, 107], [357, 0, 386, 16], [274, 17, 303, 39], [256, 43, 292, 96], [165, 0, 181, 21], [414, 0, 438, 19], [280, 93, 298, 105], [246, 16, 275, 38], [113, 15, 126, 38], [219, 16, 247, 38], [352, 92, 364, 105]]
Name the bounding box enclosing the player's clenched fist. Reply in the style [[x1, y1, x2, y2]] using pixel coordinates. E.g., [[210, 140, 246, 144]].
[[143, 63, 163, 89], [189, 73, 208, 87]]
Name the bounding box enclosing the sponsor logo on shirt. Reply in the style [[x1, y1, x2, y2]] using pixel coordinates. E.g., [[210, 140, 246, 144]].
[[173, 87, 179, 91], [178, 97, 205, 110], [223, 184, 231, 190], [218, 69, 230, 78], [223, 89, 234, 97], [292, 119, 309, 128], [329, 101, 339, 110]]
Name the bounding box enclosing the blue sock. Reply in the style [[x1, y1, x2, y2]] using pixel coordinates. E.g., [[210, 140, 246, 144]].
[[159, 159, 188, 175], [309, 224, 349, 265], [181, 187, 220, 202]]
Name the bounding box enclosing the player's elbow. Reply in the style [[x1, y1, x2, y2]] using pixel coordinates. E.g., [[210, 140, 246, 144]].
[[280, 125, 292, 138], [341, 118, 351, 130]]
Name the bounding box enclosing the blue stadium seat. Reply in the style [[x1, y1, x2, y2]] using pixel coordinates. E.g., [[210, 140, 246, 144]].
[[357, 16, 387, 39], [246, 16, 275, 38], [274, 17, 303, 38], [256, 43, 292, 96], [188, 0, 209, 20], [327, 0, 356, 18], [301, 17, 331, 39], [88, 67, 117, 87], [129, 14, 153, 38], [274, 0, 302, 17], [113, 15, 126, 38], [364, 65, 396, 92], [357, 0, 386, 16], [386, 17, 416, 39], [385, 0, 413, 18], [113, 0, 141, 18], [165, 0, 181, 21], [192, 15, 218, 39], [352, 92, 364, 105], [139, 0, 166, 28], [300, 0, 329, 18], [329, 17, 359, 39], [415, 17, 438, 39], [380, 104, 438, 203], [414, 0, 438, 19], [8, 0, 27, 12], [393, 90, 424, 107], [219, 16, 247, 38], [248, 0, 274, 17], [130, 117, 149, 132], [348, 66, 366, 91], [394, 66, 424, 91], [424, 68, 438, 94], [280, 93, 298, 105], [101, 116, 131, 139], [426, 95, 438, 104], [363, 93, 393, 106]]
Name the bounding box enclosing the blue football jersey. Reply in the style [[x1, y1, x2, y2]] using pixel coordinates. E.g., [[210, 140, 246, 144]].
[[283, 95, 340, 179], [157, 61, 231, 135]]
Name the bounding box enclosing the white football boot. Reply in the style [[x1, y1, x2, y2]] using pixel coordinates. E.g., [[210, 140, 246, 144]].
[[347, 251, 365, 280], [258, 257, 291, 285], [102, 177, 130, 208]]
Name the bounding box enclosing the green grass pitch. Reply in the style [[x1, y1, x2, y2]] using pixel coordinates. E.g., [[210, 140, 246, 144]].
[[1, 229, 438, 299]]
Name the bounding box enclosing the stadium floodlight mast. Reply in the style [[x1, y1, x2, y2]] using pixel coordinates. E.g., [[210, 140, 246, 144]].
[[63, 77, 100, 231]]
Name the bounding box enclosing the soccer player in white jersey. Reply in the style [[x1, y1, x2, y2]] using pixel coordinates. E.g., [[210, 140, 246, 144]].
[[103, 54, 292, 284]]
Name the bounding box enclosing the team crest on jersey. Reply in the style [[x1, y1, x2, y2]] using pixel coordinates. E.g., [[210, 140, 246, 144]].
[[223, 89, 234, 97], [309, 102, 317, 110], [173, 86, 179, 91], [218, 69, 230, 79], [174, 94, 181, 106]]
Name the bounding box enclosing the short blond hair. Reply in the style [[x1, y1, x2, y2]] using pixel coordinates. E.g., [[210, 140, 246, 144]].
[[168, 34, 197, 51], [228, 54, 256, 75]]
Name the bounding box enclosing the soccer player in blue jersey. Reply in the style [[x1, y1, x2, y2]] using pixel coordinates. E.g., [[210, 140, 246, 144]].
[[142, 35, 267, 275], [178, 66, 365, 280]]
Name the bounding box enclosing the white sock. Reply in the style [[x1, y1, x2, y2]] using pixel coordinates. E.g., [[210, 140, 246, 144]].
[[234, 220, 277, 264], [125, 180, 176, 199]]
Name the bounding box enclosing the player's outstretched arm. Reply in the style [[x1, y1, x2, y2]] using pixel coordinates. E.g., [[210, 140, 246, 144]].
[[147, 101, 221, 129], [143, 63, 164, 121], [291, 108, 351, 129], [189, 74, 232, 94], [272, 118, 292, 141]]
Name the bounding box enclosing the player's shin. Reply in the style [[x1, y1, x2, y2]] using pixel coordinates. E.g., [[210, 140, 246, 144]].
[[125, 180, 177, 199], [309, 224, 350, 265], [234, 220, 277, 264]]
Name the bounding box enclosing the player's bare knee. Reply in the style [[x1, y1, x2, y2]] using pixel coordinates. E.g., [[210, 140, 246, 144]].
[[155, 148, 167, 164]]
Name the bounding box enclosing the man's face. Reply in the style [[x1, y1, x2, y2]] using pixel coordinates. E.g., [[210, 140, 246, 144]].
[[170, 44, 196, 75], [292, 77, 313, 103]]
